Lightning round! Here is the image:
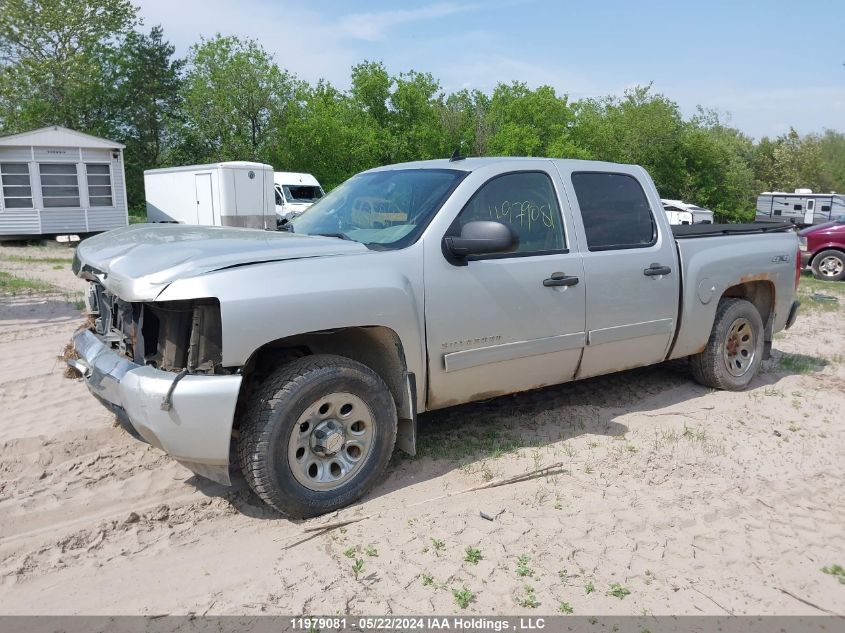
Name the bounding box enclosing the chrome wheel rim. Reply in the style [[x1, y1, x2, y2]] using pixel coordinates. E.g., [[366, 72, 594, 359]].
[[723, 317, 755, 377], [818, 255, 844, 277], [288, 392, 374, 491]]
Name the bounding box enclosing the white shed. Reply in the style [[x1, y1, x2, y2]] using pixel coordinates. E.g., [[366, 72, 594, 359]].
[[0, 125, 128, 238]]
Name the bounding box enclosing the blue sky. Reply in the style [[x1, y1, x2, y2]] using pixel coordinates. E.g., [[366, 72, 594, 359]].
[[135, 0, 845, 139]]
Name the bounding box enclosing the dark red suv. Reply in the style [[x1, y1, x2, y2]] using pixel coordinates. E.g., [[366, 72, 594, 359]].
[[799, 216, 845, 281]]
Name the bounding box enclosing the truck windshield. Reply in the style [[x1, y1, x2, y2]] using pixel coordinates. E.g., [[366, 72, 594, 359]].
[[290, 168, 466, 248], [283, 185, 323, 203]]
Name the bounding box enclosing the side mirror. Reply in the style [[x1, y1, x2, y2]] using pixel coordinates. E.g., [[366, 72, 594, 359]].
[[443, 221, 518, 258]]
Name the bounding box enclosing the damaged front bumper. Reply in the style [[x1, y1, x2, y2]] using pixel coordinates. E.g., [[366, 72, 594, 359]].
[[71, 328, 242, 485]]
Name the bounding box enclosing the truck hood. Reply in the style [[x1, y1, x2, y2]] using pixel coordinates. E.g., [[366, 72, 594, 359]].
[[73, 224, 368, 301]]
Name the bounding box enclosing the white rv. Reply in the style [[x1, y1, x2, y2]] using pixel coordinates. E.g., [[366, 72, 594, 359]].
[[756, 189, 845, 226], [273, 171, 324, 220], [661, 199, 714, 225], [144, 162, 275, 229]]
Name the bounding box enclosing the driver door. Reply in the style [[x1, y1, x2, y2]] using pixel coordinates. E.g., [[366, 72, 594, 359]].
[[423, 168, 586, 409]]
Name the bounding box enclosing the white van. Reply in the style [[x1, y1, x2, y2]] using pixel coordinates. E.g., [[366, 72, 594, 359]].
[[274, 172, 324, 220], [145, 162, 275, 229]]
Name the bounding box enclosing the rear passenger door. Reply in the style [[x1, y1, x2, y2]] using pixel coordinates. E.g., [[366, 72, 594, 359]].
[[561, 168, 679, 379]]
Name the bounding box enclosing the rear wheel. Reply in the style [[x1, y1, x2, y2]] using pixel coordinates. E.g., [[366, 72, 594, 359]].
[[690, 298, 764, 391], [811, 249, 845, 281], [238, 354, 397, 518]]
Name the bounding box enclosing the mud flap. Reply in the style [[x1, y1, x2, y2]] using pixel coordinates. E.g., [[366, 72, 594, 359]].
[[396, 372, 417, 456]]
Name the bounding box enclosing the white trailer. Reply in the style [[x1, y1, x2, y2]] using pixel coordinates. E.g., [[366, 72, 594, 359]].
[[756, 189, 845, 226], [144, 162, 275, 229], [661, 199, 714, 225]]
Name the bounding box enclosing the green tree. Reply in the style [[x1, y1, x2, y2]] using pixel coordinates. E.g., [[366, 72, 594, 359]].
[[389, 70, 447, 162], [0, 0, 137, 133], [573, 85, 686, 195], [817, 129, 845, 193], [439, 88, 490, 156], [486, 82, 582, 157], [753, 128, 827, 194], [277, 81, 381, 190], [114, 26, 184, 207], [679, 109, 755, 221], [176, 34, 293, 163]]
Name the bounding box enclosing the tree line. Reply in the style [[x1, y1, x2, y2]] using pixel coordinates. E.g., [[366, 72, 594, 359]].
[[2, 0, 843, 221]]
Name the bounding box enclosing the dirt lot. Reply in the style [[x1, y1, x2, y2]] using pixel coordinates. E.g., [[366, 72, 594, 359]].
[[1, 241, 844, 616]]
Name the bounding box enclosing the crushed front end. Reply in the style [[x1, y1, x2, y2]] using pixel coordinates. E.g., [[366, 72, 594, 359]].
[[71, 278, 242, 485]]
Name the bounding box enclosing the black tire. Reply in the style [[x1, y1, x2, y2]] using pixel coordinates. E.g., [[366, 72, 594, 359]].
[[238, 354, 397, 518], [690, 298, 764, 391], [811, 249, 845, 281]]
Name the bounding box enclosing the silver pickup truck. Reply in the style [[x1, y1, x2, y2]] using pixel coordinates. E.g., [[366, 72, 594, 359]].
[[71, 158, 801, 517]]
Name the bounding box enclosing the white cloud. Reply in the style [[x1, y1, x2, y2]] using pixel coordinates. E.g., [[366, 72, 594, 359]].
[[338, 2, 478, 41]]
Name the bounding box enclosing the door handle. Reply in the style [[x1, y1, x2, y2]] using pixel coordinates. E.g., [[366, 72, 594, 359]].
[[643, 263, 672, 276], [543, 272, 579, 287]]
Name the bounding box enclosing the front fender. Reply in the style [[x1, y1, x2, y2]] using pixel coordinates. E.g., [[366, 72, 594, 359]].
[[155, 248, 426, 401]]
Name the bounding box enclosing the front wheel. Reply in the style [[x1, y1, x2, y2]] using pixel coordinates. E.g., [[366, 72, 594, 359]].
[[238, 355, 397, 518], [811, 249, 845, 281], [690, 298, 764, 391]]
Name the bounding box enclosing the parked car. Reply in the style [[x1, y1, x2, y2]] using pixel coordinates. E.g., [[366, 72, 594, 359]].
[[274, 171, 324, 221], [144, 162, 276, 230], [662, 199, 714, 224], [70, 157, 801, 518], [799, 215, 845, 281]]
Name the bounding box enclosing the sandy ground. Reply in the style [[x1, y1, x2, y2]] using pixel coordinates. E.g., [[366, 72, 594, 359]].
[[0, 244, 843, 616]]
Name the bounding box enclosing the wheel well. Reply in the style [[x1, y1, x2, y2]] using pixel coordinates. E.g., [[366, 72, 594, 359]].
[[234, 326, 410, 430], [721, 280, 775, 341], [809, 246, 845, 265]]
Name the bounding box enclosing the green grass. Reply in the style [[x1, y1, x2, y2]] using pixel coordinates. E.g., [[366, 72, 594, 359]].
[[128, 207, 148, 224], [365, 545, 378, 557], [0, 271, 61, 294], [343, 547, 356, 558], [351, 558, 364, 580], [558, 601, 574, 614], [585, 581, 595, 594], [516, 555, 534, 577], [608, 583, 631, 599], [452, 585, 475, 609], [0, 254, 73, 264], [821, 564, 845, 584], [464, 546, 482, 565], [517, 585, 539, 608], [799, 272, 845, 294], [776, 353, 828, 374], [414, 423, 522, 461]]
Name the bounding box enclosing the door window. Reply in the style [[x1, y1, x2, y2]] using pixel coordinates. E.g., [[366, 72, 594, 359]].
[[451, 171, 565, 254], [571, 172, 656, 251], [85, 164, 113, 207]]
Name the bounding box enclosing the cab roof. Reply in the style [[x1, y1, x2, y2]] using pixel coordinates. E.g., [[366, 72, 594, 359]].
[[365, 156, 641, 173]]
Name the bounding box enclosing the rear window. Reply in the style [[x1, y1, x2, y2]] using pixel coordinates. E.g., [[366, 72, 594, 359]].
[[571, 172, 656, 251]]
